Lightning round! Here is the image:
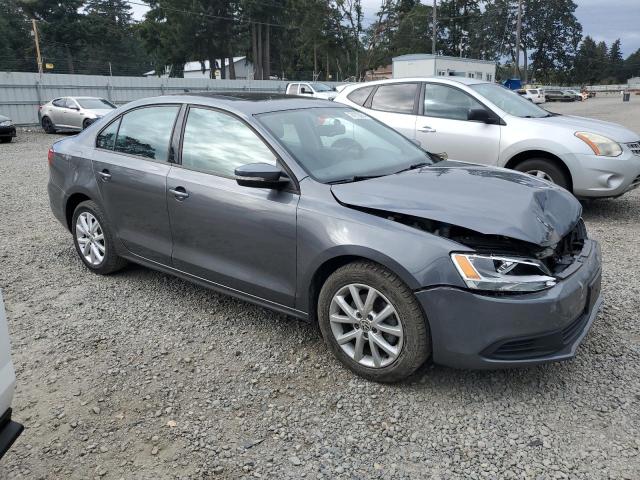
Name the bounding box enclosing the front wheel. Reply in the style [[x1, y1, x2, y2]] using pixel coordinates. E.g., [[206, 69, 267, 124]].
[[317, 261, 431, 383], [72, 200, 127, 275], [515, 158, 570, 190]]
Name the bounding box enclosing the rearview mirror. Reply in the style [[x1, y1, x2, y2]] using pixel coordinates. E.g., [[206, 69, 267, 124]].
[[235, 163, 289, 189], [467, 108, 493, 123]]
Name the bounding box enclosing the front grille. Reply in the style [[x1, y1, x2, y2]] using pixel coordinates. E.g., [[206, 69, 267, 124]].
[[486, 312, 590, 361], [627, 142, 640, 156]]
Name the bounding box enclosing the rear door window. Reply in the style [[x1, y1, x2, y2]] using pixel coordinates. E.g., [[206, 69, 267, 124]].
[[114, 106, 179, 161], [347, 86, 374, 106], [370, 83, 418, 114], [286, 84, 299, 95]]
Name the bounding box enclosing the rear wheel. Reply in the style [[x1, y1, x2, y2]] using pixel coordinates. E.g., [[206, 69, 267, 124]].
[[515, 158, 570, 190], [318, 261, 430, 383], [41, 116, 56, 134], [72, 200, 127, 275]]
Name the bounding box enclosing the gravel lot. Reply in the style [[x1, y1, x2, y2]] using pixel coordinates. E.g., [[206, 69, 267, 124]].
[[1, 98, 639, 479]]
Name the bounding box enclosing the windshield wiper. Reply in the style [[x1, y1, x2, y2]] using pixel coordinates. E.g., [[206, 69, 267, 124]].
[[328, 174, 386, 184], [394, 162, 431, 174]]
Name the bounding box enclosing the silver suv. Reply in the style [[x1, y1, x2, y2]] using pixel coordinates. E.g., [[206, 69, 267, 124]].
[[335, 77, 640, 198]]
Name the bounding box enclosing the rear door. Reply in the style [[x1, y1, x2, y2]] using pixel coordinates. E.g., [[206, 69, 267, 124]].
[[416, 82, 501, 164], [362, 82, 419, 141], [166, 105, 299, 307], [92, 104, 181, 264]]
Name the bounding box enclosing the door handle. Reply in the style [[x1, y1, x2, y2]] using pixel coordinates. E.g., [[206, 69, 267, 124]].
[[98, 169, 111, 181], [418, 125, 436, 133], [169, 187, 189, 200]]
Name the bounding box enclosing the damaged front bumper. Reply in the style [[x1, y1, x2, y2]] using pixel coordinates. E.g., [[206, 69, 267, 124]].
[[416, 239, 602, 369]]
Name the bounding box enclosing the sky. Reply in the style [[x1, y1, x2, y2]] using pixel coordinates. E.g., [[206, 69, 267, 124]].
[[130, 0, 640, 57]]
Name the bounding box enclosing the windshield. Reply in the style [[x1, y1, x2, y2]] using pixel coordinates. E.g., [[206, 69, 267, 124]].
[[470, 83, 550, 118], [76, 98, 116, 109], [257, 107, 433, 183], [311, 83, 332, 92]]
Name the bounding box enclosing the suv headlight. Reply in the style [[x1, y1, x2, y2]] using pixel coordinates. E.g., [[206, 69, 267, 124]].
[[575, 132, 622, 157], [0, 120, 12, 127], [451, 253, 556, 292]]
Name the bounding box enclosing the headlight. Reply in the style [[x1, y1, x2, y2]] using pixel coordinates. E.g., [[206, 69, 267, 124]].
[[0, 120, 11, 127], [451, 253, 556, 292], [575, 132, 622, 157]]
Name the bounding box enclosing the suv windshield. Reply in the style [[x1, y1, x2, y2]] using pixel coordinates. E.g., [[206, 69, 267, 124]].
[[76, 98, 116, 109], [311, 83, 333, 92], [470, 83, 550, 118], [257, 107, 432, 183]]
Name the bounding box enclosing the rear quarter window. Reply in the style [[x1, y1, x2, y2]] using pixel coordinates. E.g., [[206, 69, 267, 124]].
[[347, 86, 374, 106]]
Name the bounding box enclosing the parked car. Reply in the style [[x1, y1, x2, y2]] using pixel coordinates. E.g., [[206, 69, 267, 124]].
[[544, 89, 576, 102], [335, 78, 640, 198], [0, 291, 23, 459], [0, 114, 16, 143], [285, 82, 337, 100], [39, 96, 116, 133], [566, 89, 586, 101], [517, 88, 545, 104], [48, 93, 603, 382]]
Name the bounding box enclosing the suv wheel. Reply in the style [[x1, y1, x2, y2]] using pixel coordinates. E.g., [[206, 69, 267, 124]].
[[515, 158, 570, 190], [41, 116, 56, 134], [72, 200, 127, 274], [318, 261, 430, 382]]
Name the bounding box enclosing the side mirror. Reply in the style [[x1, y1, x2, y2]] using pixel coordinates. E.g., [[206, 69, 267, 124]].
[[235, 163, 289, 189], [468, 108, 498, 124], [69, 106, 80, 111]]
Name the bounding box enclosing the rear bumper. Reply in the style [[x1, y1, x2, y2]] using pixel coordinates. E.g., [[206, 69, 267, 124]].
[[0, 408, 23, 459], [416, 239, 602, 369]]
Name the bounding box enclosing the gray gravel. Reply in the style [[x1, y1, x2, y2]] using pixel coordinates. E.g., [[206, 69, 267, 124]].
[[1, 121, 639, 479]]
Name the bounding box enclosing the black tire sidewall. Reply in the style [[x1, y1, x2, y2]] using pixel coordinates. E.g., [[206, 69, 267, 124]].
[[42, 116, 55, 133], [317, 262, 430, 383], [71, 200, 125, 275], [516, 158, 570, 190]]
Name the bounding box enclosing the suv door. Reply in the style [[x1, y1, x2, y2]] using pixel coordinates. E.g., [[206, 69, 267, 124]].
[[167, 106, 299, 307], [92, 104, 180, 263], [364, 83, 419, 140], [417, 82, 501, 164]]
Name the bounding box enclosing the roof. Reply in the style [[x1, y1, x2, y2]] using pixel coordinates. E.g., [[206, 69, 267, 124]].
[[341, 77, 489, 90], [127, 91, 339, 115], [392, 54, 496, 65]]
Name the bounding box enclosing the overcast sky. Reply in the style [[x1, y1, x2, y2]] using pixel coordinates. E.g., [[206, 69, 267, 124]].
[[130, 0, 640, 57]]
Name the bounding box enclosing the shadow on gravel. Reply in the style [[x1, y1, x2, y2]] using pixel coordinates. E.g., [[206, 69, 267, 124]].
[[581, 196, 638, 222]]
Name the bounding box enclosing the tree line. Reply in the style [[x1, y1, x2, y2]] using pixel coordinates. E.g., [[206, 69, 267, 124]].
[[1, 0, 639, 84]]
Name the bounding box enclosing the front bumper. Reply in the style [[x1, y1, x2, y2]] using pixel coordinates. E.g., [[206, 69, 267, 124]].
[[0, 126, 16, 138], [567, 148, 640, 198], [0, 408, 23, 459], [416, 239, 602, 369]]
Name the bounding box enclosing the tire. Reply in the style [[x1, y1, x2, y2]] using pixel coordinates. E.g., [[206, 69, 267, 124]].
[[41, 116, 56, 134], [0, 137, 11, 143], [71, 200, 127, 275], [82, 118, 92, 130], [317, 261, 431, 383], [515, 158, 570, 190]]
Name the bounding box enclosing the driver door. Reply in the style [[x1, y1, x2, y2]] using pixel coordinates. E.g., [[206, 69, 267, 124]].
[[167, 106, 299, 307]]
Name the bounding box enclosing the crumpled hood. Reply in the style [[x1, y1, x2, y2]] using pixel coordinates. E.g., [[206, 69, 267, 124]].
[[331, 162, 582, 247], [534, 114, 638, 142]]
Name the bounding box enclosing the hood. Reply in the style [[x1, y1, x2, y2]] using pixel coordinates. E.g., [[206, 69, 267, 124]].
[[84, 108, 114, 117], [315, 92, 337, 100], [535, 114, 638, 142], [331, 162, 582, 247]]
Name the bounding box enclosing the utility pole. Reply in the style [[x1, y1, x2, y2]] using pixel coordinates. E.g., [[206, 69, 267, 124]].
[[514, 0, 522, 79], [31, 19, 43, 75], [432, 0, 437, 55]]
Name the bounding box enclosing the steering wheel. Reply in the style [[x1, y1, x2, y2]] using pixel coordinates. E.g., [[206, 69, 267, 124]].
[[331, 138, 364, 158]]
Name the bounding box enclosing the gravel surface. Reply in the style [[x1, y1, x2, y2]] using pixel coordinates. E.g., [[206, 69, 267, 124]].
[[1, 109, 639, 479]]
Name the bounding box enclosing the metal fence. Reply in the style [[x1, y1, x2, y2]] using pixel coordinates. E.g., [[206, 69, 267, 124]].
[[0, 72, 342, 125]]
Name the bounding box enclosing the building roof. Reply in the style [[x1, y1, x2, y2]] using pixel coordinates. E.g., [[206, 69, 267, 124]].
[[392, 54, 496, 65]]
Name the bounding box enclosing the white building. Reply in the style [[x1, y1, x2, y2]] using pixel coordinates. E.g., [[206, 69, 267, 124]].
[[144, 57, 254, 79], [392, 54, 496, 82]]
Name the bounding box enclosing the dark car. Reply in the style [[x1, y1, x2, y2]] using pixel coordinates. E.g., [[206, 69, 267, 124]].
[[544, 89, 576, 102], [47, 93, 602, 382], [0, 115, 16, 143]]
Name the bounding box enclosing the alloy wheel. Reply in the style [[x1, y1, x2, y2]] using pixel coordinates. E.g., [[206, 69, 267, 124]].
[[329, 283, 404, 368], [526, 169, 554, 182], [75, 212, 106, 266]]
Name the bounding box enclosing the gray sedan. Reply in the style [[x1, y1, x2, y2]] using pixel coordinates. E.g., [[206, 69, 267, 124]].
[[40, 96, 116, 133], [47, 93, 602, 382]]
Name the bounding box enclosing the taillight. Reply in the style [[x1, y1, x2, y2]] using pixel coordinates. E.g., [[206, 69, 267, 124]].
[[48, 147, 54, 166]]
